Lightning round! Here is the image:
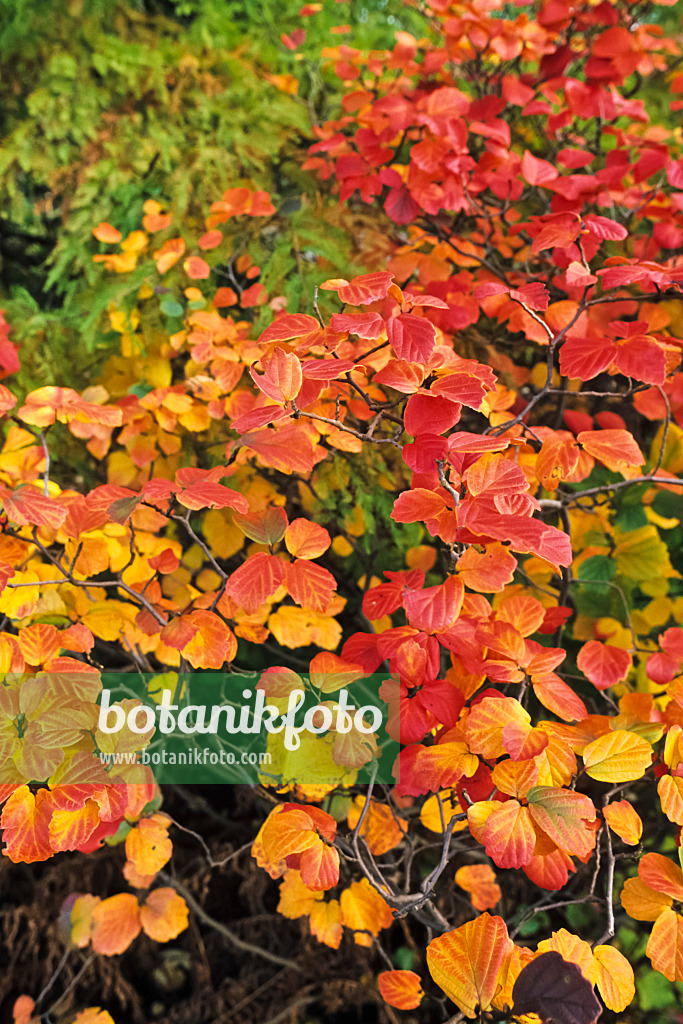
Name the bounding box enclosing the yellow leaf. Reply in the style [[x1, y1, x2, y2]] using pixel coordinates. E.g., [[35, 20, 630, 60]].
[[593, 945, 634, 1012], [582, 730, 652, 782], [277, 869, 321, 919], [615, 525, 679, 582]]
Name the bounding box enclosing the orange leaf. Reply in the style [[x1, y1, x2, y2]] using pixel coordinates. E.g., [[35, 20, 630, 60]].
[[582, 730, 652, 782], [621, 876, 672, 921], [658, 774, 683, 824], [139, 887, 189, 942], [261, 807, 320, 861], [285, 518, 331, 559], [340, 877, 393, 946], [180, 610, 237, 669], [125, 814, 172, 876], [299, 841, 340, 891], [647, 909, 683, 981], [454, 864, 501, 911], [12, 996, 36, 1024], [456, 543, 517, 593], [378, 970, 424, 1010], [277, 869, 321, 918], [535, 436, 580, 490], [92, 222, 122, 243], [309, 898, 343, 948], [184, 256, 211, 279], [309, 651, 363, 693], [347, 796, 406, 856], [603, 800, 642, 845], [639, 852, 683, 900], [427, 913, 513, 1018], [72, 1010, 115, 1024], [91, 893, 142, 955], [479, 799, 536, 869], [465, 696, 530, 760]]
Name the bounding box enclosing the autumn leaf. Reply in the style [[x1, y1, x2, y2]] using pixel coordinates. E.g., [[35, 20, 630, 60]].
[[91, 893, 142, 955], [603, 800, 642, 845], [454, 864, 501, 911], [593, 945, 635, 1012], [647, 909, 683, 982], [378, 970, 424, 1010], [427, 914, 513, 1018], [139, 887, 189, 942], [582, 730, 652, 783]]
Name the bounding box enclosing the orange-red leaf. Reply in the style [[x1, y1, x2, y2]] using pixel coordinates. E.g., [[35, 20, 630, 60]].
[[378, 970, 424, 1010], [577, 429, 644, 473], [225, 553, 287, 613], [403, 575, 463, 633]]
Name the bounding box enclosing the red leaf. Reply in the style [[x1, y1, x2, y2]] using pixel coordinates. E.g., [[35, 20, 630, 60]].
[[258, 314, 321, 345], [403, 575, 464, 633], [584, 214, 628, 241], [177, 481, 248, 513], [225, 553, 287, 613], [320, 272, 394, 306], [559, 336, 616, 381], [385, 185, 421, 224], [430, 373, 487, 409], [386, 314, 437, 363], [330, 311, 385, 340], [521, 150, 557, 186], [251, 348, 303, 404], [578, 641, 632, 689], [614, 336, 667, 386], [404, 392, 462, 435]]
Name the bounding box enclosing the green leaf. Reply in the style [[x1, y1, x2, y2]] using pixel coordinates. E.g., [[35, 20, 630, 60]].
[[160, 298, 184, 318], [577, 555, 616, 582]]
